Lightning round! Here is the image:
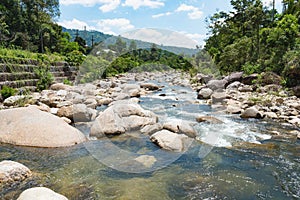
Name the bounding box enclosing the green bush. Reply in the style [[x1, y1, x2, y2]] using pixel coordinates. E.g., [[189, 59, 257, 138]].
[[63, 79, 73, 85], [242, 63, 261, 75], [0, 86, 17, 100], [65, 50, 86, 66], [34, 67, 54, 91]]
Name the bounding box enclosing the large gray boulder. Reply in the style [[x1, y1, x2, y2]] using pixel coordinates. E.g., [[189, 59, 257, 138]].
[[90, 102, 157, 137], [140, 83, 159, 91], [240, 107, 264, 119], [17, 187, 68, 200], [224, 72, 243, 85], [150, 130, 193, 152], [163, 119, 197, 138], [57, 104, 96, 122], [197, 88, 213, 99], [0, 107, 86, 147], [0, 160, 32, 186], [207, 79, 228, 91]]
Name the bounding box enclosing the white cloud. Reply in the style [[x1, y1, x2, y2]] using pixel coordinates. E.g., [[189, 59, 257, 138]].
[[176, 4, 196, 12], [99, 0, 120, 12], [57, 18, 95, 30], [182, 32, 206, 46], [60, 0, 120, 12], [96, 18, 135, 35], [152, 12, 172, 19], [123, 0, 164, 10], [175, 4, 203, 20], [121, 28, 199, 49]]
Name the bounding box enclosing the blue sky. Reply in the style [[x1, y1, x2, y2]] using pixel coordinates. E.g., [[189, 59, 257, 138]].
[[58, 0, 279, 48]]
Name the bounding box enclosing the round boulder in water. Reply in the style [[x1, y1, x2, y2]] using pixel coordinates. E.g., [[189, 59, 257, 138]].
[[0, 107, 86, 147], [17, 187, 68, 200]]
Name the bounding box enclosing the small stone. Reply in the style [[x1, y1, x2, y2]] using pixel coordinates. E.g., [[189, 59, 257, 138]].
[[134, 155, 157, 168], [211, 92, 226, 104], [0, 160, 32, 186], [241, 107, 264, 119], [141, 123, 163, 135], [150, 130, 193, 152], [196, 116, 223, 124], [197, 88, 213, 99], [17, 187, 68, 200], [227, 105, 242, 114], [264, 112, 278, 119]]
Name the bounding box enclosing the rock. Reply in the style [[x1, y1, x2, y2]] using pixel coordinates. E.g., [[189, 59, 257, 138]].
[[264, 112, 278, 119], [113, 93, 130, 101], [224, 72, 243, 85], [288, 118, 300, 126], [140, 83, 159, 91], [0, 107, 86, 147], [90, 103, 157, 137], [50, 83, 71, 91], [196, 73, 213, 84], [260, 72, 282, 86], [0, 160, 32, 185], [292, 86, 300, 98], [227, 105, 242, 114], [211, 92, 226, 104], [128, 89, 140, 97], [56, 101, 73, 108], [150, 130, 192, 152], [134, 155, 157, 168], [207, 79, 227, 91], [82, 83, 97, 96], [140, 123, 163, 135], [66, 92, 85, 104], [56, 90, 68, 97], [97, 97, 113, 106], [242, 74, 258, 85], [240, 107, 264, 119], [3, 95, 28, 106], [61, 117, 72, 124], [226, 81, 242, 90], [84, 98, 97, 109], [17, 187, 68, 200], [259, 84, 282, 93], [238, 85, 253, 92], [197, 88, 213, 99], [196, 116, 223, 124], [123, 115, 157, 130], [57, 104, 96, 122], [163, 119, 197, 138]]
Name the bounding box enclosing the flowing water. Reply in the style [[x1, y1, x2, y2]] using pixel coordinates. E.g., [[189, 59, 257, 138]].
[[0, 80, 299, 199]]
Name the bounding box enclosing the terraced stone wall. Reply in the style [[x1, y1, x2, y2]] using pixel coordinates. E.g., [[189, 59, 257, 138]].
[[0, 62, 78, 91]]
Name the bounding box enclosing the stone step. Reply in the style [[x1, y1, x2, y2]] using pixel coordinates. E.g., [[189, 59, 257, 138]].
[[0, 72, 37, 82], [0, 79, 39, 89]]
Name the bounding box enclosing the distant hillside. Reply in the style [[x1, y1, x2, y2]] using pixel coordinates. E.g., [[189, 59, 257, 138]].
[[62, 28, 199, 56]]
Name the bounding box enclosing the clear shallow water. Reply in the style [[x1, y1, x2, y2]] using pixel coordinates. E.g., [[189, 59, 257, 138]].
[[0, 81, 299, 199]]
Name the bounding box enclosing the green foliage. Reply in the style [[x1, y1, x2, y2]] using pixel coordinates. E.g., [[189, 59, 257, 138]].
[[105, 48, 193, 77], [0, 85, 17, 100], [242, 63, 261, 75], [79, 55, 109, 83], [65, 50, 85, 66], [63, 79, 73, 86], [34, 66, 54, 91], [205, 0, 300, 83]]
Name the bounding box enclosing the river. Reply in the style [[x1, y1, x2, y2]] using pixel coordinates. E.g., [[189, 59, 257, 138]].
[[0, 77, 299, 199]]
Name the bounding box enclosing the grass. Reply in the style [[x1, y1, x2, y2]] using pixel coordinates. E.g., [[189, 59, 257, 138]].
[[0, 47, 65, 65]]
